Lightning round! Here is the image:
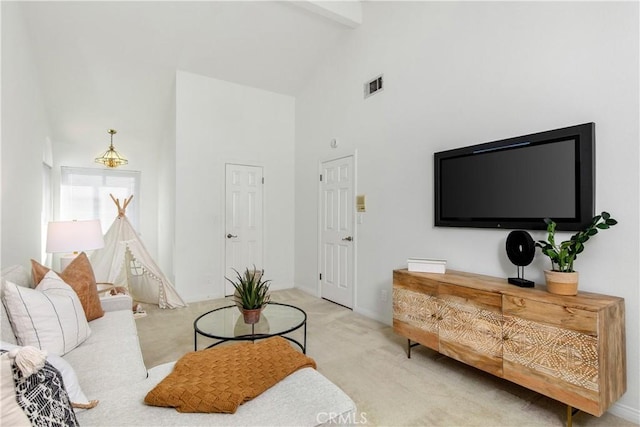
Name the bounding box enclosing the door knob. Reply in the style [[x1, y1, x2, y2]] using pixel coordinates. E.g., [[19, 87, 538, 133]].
[[226, 234, 237, 239], [342, 236, 353, 241]]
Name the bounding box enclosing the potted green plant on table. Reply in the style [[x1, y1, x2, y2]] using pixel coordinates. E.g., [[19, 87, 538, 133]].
[[226, 266, 271, 324], [535, 211, 617, 295]]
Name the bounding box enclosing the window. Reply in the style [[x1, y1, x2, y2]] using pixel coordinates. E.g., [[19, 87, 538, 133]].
[[41, 163, 52, 264], [60, 167, 140, 233]]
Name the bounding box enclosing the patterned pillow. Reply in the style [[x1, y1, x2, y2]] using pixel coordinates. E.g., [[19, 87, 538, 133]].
[[6, 350, 80, 426], [1, 340, 98, 410], [2, 274, 91, 356], [32, 252, 105, 321]]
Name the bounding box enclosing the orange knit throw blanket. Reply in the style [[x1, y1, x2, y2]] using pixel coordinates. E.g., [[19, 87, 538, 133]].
[[144, 337, 316, 413]]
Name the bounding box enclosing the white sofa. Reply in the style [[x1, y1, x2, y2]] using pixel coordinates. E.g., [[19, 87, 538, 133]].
[[1, 265, 356, 426]]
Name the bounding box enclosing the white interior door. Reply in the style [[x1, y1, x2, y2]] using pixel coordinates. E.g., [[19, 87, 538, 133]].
[[320, 156, 355, 308], [225, 164, 264, 296]]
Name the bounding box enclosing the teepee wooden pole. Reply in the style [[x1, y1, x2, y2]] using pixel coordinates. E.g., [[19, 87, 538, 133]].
[[122, 195, 133, 212], [110, 193, 120, 210], [110, 193, 133, 218]]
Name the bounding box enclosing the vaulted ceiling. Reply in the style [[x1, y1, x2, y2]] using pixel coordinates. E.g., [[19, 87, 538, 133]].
[[16, 1, 359, 153]]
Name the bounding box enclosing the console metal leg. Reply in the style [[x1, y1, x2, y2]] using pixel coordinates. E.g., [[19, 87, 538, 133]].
[[566, 405, 579, 427], [407, 339, 420, 358]]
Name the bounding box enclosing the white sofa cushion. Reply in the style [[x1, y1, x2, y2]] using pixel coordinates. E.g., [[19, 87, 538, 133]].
[[76, 364, 357, 426], [2, 273, 91, 356], [47, 353, 97, 409], [63, 310, 148, 397], [0, 301, 18, 345], [0, 265, 33, 288], [99, 293, 134, 312], [1, 265, 33, 345]]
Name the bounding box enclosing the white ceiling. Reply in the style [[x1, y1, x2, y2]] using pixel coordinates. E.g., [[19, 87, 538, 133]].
[[17, 1, 356, 151]]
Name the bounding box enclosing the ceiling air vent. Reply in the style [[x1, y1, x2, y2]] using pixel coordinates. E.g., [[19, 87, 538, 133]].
[[364, 74, 383, 99]]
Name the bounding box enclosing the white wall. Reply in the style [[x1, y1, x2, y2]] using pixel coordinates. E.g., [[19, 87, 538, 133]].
[[294, 1, 639, 420], [158, 78, 177, 283], [1, 3, 52, 268], [175, 71, 295, 302]]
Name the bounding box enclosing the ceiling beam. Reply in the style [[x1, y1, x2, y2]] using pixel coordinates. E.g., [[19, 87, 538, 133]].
[[291, 1, 362, 29]]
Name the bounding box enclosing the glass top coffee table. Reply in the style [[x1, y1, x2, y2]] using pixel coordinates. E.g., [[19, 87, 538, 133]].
[[193, 302, 307, 353]]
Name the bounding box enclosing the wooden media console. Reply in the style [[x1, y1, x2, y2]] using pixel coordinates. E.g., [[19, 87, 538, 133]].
[[392, 269, 626, 420]]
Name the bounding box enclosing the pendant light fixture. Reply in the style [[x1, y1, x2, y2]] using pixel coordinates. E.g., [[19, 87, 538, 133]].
[[95, 129, 128, 168]]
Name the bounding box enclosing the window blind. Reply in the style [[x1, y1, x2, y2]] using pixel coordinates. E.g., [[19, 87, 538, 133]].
[[60, 167, 141, 233]]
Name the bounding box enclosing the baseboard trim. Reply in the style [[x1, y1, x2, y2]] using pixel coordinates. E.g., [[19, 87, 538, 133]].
[[183, 292, 224, 303], [353, 305, 389, 325], [609, 401, 640, 424], [295, 284, 321, 298], [295, 284, 389, 324]]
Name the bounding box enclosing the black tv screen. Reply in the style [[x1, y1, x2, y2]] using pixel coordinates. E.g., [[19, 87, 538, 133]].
[[434, 123, 594, 231]]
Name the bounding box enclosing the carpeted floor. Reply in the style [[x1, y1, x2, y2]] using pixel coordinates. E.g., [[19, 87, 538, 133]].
[[135, 288, 636, 427]]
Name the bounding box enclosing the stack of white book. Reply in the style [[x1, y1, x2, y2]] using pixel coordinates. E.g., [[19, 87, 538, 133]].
[[407, 258, 447, 274]]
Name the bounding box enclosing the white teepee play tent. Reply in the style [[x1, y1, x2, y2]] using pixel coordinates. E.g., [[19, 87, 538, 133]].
[[90, 195, 187, 309]]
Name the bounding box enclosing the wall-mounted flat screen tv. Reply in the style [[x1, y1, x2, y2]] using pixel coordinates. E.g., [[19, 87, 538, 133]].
[[434, 123, 595, 231]]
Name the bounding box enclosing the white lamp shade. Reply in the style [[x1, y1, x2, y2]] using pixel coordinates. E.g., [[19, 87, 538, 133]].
[[46, 220, 105, 253]]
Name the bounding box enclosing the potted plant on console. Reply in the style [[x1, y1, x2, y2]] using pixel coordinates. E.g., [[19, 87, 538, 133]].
[[226, 266, 271, 324], [535, 211, 617, 295]]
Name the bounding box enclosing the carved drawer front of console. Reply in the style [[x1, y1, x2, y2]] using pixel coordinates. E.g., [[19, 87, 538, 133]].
[[438, 284, 503, 376], [392, 270, 626, 418], [393, 287, 439, 350], [393, 287, 439, 332], [502, 296, 600, 414]]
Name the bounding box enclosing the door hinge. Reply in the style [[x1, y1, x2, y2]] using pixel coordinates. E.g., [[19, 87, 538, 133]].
[[262, 177, 264, 184], [319, 174, 323, 182], [319, 273, 322, 280]]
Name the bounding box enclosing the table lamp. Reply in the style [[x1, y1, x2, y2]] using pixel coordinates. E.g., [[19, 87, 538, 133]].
[[46, 219, 105, 270]]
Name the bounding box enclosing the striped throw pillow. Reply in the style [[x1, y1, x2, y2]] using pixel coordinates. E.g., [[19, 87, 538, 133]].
[[2, 272, 91, 356]]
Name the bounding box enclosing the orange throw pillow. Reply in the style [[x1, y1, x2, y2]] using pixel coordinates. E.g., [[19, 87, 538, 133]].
[[31, 253, 105, 321]]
